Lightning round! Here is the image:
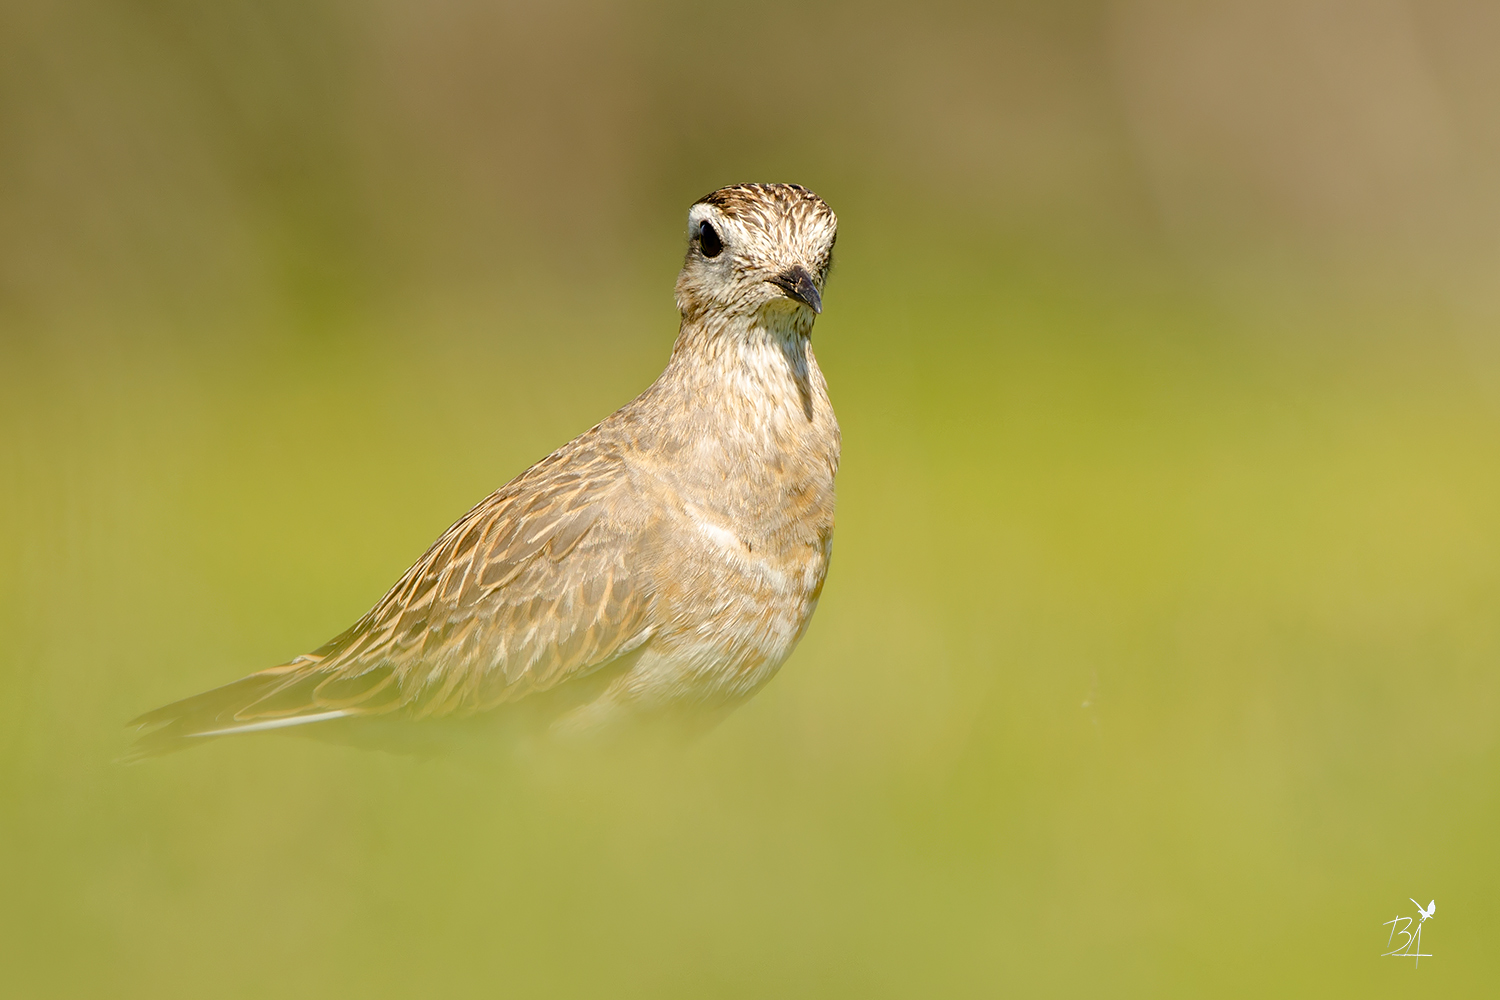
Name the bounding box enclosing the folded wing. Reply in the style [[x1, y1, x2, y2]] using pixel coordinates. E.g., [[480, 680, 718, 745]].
[[128, 438, 656, 757]]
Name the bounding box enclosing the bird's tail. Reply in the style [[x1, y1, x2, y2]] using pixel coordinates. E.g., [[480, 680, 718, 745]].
[[122, 655, 392, 761]]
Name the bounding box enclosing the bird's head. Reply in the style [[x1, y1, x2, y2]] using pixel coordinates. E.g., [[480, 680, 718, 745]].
[[675, 183, 837, 332]]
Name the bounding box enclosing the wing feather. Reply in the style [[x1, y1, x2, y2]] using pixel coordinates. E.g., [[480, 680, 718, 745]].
[[128, 432, 657, 754]]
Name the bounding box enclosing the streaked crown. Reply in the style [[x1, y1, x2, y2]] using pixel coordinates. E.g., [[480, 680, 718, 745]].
[[675, 183, 837, 324]]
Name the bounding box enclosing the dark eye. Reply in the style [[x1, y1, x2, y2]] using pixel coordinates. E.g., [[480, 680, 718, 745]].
[[698, 221, 723, 258]]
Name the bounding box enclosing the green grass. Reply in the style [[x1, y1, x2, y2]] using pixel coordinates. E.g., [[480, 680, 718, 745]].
[[1, 245, 1495, 997]]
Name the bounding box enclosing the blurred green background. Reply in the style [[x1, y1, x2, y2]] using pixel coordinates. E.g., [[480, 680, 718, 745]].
[[2, 1, 1497, 996]]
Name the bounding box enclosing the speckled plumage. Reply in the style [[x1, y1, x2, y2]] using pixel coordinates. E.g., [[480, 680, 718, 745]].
[[129, 183, 840, 757]]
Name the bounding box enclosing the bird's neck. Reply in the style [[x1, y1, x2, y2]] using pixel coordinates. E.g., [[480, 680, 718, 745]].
[[627, 307, 838, 519], [663, 309, 818, 418], [668, 304, 812, 366]]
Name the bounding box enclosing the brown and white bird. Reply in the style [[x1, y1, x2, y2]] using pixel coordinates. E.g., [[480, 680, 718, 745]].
[[129, 183, 840, 758]]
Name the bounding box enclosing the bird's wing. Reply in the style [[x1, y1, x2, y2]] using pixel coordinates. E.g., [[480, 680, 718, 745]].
[[129, 436, 657, 751], [313, 453, 654, 718]]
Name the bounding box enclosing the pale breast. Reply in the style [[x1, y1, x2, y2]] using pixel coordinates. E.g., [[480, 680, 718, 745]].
[[653, 423, 836, 691], [591, 327, 839, 711]]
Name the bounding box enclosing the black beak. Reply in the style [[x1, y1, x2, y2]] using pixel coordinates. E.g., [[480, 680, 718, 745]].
[[771, 266, 823, 315]]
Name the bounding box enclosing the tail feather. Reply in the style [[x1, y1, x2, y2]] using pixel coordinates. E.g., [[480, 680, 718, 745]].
[[123, 658, 357, 761]]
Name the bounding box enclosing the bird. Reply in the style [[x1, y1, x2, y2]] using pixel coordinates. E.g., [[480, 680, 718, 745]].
[[127, 182, 840, 759], [1411, 899, 1435, 923]]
